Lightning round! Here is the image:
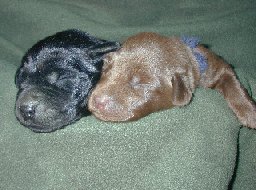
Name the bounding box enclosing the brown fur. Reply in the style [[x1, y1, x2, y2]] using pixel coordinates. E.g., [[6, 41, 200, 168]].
[[88, 32, 256, 128]]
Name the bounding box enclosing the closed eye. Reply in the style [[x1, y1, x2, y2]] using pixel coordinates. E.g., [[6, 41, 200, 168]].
[[130, 73, 159, 89], [46, 72, 59, 84], [130, 75, 152, 88], [130, 76, 140, 87]]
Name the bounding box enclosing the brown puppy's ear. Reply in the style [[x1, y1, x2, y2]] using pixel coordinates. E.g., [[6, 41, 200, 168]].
[[171, 74, 193, 106]]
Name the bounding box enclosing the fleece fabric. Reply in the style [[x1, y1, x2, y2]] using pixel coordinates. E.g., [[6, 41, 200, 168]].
[[0, 0, 256, 189]]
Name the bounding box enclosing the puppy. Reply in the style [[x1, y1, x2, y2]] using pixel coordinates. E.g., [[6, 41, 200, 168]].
[[15, 29, 120, 132], [88, 32, 256, 128]]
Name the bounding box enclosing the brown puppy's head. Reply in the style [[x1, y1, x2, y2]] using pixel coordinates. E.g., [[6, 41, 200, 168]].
[[88, 33, 196, 121]]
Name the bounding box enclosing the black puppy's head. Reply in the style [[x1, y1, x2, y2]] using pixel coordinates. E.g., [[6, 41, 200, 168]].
[[15, 29, 120, 132]]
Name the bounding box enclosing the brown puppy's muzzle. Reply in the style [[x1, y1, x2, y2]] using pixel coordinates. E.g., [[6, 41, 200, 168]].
[[89, 84, 139, 121], [89, 91, 132, 121]]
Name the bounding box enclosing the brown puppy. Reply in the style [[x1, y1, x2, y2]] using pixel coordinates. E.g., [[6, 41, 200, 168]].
[[88, 32, 256, 128]]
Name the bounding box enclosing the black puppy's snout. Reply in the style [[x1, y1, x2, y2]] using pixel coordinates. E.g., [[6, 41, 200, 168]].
[[20, 105, 36, 121]]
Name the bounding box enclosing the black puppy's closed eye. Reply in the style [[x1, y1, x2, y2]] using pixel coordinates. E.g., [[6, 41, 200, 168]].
[[47, 72, 59, 84]]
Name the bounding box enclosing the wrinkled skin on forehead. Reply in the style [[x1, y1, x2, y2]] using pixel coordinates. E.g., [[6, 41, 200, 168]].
[[15, 29, 120, 132], [89, 32, 199, 121]]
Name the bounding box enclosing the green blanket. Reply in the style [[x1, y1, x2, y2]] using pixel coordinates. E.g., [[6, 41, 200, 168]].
[[1, 0, 256, 189]]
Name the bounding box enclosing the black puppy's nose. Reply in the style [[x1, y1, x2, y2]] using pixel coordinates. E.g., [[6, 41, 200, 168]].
[[20, 105, 36, 121]]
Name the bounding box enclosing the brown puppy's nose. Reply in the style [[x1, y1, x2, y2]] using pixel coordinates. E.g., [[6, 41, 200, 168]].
[[93, 95, 111, 111]]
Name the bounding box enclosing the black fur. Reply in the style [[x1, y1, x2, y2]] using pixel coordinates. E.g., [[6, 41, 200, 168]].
[[15, 29, 120, 132]]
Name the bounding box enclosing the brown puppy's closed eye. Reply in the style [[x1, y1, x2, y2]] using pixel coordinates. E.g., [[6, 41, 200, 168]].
[[88, 32, 256, 129]]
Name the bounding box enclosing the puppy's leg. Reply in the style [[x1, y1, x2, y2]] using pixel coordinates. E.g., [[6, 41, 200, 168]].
[[198, 46, 256, 128]]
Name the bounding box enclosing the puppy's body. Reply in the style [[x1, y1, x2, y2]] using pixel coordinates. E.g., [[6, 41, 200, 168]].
[[15, 29, 120, 132], [89, 32, 256, 128]]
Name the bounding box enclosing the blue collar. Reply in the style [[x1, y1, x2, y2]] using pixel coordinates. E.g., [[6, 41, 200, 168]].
[[181, 36, 208, 74]]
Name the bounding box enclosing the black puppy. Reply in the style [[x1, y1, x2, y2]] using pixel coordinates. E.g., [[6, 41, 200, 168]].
[[15, 29, 120, 132]]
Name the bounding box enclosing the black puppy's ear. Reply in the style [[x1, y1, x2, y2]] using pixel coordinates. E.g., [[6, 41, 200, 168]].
[[90, 41, 120, 58], [171, 74, 193, 106]]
